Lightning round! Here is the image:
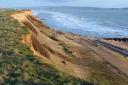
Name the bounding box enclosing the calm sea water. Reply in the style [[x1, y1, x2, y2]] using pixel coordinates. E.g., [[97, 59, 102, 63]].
[[32, 7, 128, 38]]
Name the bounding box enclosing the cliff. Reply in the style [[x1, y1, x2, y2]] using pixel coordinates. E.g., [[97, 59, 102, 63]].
[[1, 10, 128, 85], [0, 9, 91, 85], [11, 10, 87, 79]]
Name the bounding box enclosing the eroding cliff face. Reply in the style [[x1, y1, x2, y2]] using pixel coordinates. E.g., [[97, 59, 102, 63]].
[[11, 10, 87, 79], [11, 10, 128, 85]]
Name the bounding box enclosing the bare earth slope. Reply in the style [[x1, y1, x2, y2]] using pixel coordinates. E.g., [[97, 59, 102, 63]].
[[11, 10, 128, 85]]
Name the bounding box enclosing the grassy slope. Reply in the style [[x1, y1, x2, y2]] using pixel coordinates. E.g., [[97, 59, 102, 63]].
[[0, 9, 93, 85]]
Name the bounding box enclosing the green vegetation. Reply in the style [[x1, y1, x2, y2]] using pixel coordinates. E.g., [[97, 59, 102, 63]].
[[0, 9, 93, 85]]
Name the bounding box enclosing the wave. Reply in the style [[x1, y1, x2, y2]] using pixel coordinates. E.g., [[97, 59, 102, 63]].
[[32, 10, 128, 38]]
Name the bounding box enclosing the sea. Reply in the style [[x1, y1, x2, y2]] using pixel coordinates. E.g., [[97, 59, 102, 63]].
[[30, 6, 128, 38]]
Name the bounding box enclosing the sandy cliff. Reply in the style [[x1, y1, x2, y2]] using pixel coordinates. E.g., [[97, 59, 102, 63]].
[[11, 10, 86, 79], [10, 10, 128, 85]]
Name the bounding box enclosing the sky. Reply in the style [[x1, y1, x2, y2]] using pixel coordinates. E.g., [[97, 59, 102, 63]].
[[0, 0, 128, 8]]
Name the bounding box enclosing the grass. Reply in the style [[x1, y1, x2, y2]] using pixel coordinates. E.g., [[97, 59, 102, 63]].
[[0, 9, 93, 85]]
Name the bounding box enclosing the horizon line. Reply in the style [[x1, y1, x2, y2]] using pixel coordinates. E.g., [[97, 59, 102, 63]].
[[1, 6, 128, 9]]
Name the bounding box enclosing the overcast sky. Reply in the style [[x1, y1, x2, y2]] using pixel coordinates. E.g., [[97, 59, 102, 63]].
[[0, 0, 128, 8]]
